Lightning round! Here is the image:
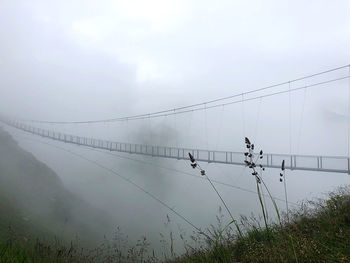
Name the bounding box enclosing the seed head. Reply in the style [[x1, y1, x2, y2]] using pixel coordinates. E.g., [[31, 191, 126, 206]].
[[188, 152, 195, 163]]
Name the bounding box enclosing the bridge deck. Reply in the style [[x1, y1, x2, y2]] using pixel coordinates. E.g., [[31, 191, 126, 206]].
[[4, 120, 350, 174]]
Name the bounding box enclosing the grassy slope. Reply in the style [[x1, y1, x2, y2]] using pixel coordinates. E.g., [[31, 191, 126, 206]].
[[1, 127, 350, 262], [0, 240, 89, 263], [1, 188, 349, 263], [172, 191, 350, 263], [0, 128, 115, 245]]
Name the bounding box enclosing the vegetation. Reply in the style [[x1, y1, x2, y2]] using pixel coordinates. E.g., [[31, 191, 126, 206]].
[[0, 237, 88, 263], [1, 130, 349, 262], [170, 188, 350, 262], [0, 231, 157, 263], [0, 188, 349, 262], [177, 138, 350, 262], [0, 127, 118, 246]]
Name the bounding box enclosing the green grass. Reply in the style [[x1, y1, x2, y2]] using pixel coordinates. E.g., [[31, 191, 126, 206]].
[[1, 188, 350, 262], [171, 189, 350, 263], [0, 239, 85, 263], [1, 128, 349, 262], [0, 227, 157, 263]]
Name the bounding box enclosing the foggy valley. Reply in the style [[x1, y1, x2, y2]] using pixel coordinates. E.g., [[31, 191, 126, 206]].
[[0, 1, 350, 262]]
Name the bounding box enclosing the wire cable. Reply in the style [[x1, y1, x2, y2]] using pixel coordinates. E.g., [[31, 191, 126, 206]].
[[57, 76, 349, 125], [87, 148, 299, 206], [12, 133, 211, 240], [9, 126, 298, 206], [17, 65, 350, 124]]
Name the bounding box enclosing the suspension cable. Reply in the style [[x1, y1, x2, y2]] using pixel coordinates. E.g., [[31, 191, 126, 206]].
[[16, 66, 349, 124]]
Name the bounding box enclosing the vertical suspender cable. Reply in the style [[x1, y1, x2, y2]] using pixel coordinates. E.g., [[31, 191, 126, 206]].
[[174, 110, 178, 148], [348, 65, 350, 174], [253, 97, 262, 144], [296, 86, 307, 155], [162, 114, 168, 145], [204, 103, 208, 149], [215, 105, 224, 151], [285, 81, 291, 222], [148, 114, 152, 143], [348, 65, 350, 157], [126, 118, 130, 142], [241, 93, 246, 138], [288, 81, 292, 155], [187, 110, 194, 147]]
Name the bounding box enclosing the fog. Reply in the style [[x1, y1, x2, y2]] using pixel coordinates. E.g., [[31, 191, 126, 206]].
[[1, 0, 350, 257]]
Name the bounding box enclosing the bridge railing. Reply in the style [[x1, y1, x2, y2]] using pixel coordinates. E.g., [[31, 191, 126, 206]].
[[3, 119, 350, 174]]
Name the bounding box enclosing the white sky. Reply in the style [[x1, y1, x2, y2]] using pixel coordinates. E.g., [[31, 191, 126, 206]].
[[1, 0, 350, 121], [0, 0, 350, 135]]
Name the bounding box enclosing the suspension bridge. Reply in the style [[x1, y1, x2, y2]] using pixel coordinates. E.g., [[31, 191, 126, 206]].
[[2, 64, 350, 174], [2, 119, 350, 174], [2, 64, 350, 233]]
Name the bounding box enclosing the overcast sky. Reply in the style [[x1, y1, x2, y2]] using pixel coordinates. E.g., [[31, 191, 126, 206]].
[[1, 1, 350, 252], [1, 0, 350, 121]]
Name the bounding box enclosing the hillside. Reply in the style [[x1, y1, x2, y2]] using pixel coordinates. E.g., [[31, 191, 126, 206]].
[[0, 127, 115, 245], [0, 127, 350, 262], [171, 189, 350, 263]]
